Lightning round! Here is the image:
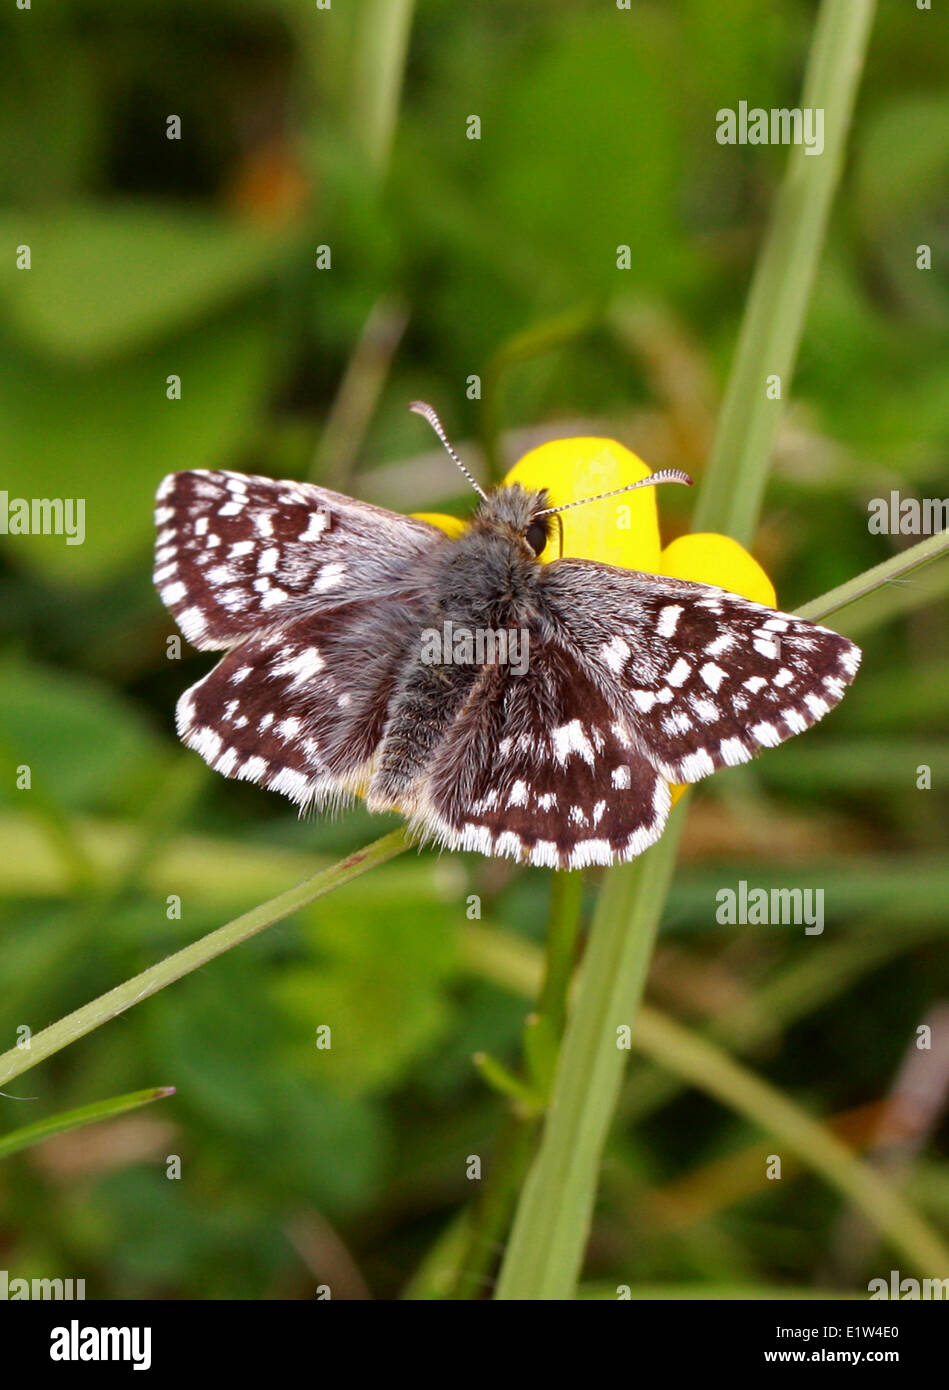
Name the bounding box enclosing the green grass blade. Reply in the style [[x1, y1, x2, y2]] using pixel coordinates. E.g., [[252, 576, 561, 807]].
[[796, 529, 949, 632], [351, 0, 416, 178], [692, 0, 878, 543], [634, 1006, 949, 1278], [494, 808, 686, 1299], [0, 1086, 175, 1161], [0, 829, 410, 1090]]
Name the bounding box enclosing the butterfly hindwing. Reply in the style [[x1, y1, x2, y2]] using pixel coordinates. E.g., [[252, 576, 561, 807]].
[[176, 594, 430, 808], [410, 641, 672, 869], [154, 469, 444, 649], [539, 560, 861, 783]]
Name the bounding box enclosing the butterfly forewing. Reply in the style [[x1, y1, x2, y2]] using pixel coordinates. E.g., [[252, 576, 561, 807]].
[[154, 469, 442, 649], [539, 560, 861, 783]]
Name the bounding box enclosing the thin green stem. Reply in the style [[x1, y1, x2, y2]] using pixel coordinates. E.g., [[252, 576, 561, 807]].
[[692, 0, 878, 544], [351, 0, 415, 179], [632, 1008, 949, 1278], [797, 529, 949, 632], [0, 829, 410, 1090], [537, 872, 585, 1038], [620, 920, 940, 1128], [495, 806, 686, 1299], [447, 875, 586, 1299], [0, 1086, 175, 1160]]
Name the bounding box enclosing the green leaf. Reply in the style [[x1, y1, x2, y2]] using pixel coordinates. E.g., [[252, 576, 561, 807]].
[[0, 202, 292, 362], [0, 658, 162, 814]]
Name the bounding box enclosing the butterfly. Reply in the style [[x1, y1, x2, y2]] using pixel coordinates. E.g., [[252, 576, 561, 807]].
[[154, 403, 861, 870]]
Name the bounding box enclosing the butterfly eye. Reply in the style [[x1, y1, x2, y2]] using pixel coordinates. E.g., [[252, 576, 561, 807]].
[[525, 520, 548, 557]]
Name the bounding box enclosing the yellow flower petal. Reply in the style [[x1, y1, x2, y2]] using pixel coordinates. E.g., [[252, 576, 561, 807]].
[[503, 438, 662, 571], [411, 511, 468, 538], [658, 532, 776, 608]]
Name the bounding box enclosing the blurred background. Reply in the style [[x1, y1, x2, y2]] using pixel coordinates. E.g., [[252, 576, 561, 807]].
[[0, 0, 947, 1299]]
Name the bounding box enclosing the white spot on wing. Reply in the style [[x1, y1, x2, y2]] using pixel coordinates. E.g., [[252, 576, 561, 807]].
[[600, 636, 630, 673], [272, 646, 325, 687], [782, 708, 808, 734], [299, 510, 330, 541], [699, 662, 726, 692], [552, 720, 595, 766], [678, 749, 715, 780], [719, 737, 749, 767], [657, 604, 684, 638], [692, 698, 719, 723], [315, 563, 346, 592], [704, 632, 736, 656], [507, 780, 529, 807]]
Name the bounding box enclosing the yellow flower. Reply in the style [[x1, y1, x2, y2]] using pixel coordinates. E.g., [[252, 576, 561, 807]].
[[416, 435, 775, 603], [416, 436, 777, 807]]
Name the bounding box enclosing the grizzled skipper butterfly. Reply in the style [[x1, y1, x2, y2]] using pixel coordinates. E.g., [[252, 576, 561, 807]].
[[154, 404, 860, 869]]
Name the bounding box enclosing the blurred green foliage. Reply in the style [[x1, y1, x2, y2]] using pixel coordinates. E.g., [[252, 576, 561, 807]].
[[0, 0, 946, 1299]]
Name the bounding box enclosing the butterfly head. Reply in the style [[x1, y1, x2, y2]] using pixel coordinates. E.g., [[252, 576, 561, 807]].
[[409, 399, 693, 565], [477, 483, 554, 558]]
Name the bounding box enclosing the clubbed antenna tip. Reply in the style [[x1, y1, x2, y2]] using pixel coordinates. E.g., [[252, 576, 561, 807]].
[[538, 468, 693, 516], [409, 401, 487, 501]]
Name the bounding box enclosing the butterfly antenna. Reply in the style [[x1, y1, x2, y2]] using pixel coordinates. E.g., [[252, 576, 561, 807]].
[[409, 401, 488, 501], [537, 468, 693, 515]]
